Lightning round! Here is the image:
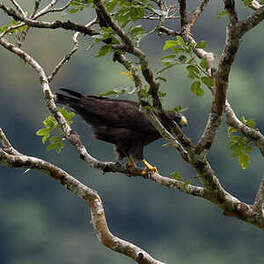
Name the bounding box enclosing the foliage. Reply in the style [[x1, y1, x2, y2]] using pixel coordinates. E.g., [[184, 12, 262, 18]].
[[0, 18, 28, 33], [36, 108, 75, 153], [159, 36, 214, 96], [227, 116, 256, 170]]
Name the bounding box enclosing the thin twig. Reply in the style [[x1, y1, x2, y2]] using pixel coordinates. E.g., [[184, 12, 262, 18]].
[[189, 0, 210, 29], [10, 0, 26, 16], [34, 0, 72, 18]]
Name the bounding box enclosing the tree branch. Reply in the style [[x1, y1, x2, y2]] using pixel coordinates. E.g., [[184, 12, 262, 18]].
[[236, 6, 264, 37], [253, 176, 264, 215], [10, 0, 26, 16], [0, 128, 165, 264], [0, 4, 97, 36], [178, 0, 188, 27], [189, 0, 210, 29], [225, 101, 264, 157]]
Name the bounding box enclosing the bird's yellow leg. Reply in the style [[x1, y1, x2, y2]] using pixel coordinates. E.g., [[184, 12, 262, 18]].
[[127, 157, 137, 169], [141, 159, 158, 175]]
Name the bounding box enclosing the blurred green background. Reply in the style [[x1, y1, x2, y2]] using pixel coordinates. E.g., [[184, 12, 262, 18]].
[[1, 1, 264, 263]]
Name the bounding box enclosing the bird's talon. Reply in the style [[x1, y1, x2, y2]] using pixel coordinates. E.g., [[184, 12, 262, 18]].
[[141, 159, 159, 175], [141, 166, 158, 176]]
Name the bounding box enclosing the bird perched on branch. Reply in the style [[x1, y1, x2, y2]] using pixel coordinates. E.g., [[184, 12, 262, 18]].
[[55, 88, 187, 174]]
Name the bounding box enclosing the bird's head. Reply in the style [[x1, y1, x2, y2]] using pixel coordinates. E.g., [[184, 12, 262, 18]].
[[166, 111, 188, 127], [176, 114, 188, 127]]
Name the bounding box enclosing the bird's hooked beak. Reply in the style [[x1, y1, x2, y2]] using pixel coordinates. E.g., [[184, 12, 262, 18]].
[[179, 115, 188, 127]]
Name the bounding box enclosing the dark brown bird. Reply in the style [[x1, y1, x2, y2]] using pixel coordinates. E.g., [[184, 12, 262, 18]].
[[56, 88, 187, 174]]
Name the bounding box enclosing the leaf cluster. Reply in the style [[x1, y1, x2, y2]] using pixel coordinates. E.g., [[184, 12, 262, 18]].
[[159, 36, 214, 96], [68, 0, 92, 13], [0, 19, 28, 33], [36, 108, 75, 153], [227, 116, 256, 170]]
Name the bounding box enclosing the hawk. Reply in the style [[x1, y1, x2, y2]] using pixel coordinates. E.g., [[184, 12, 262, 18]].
[[56, 88, 187, 174]]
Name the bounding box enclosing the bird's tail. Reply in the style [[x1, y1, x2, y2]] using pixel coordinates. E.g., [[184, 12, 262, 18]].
[[59, 88, 83, 98], [55, 88, 82, 106]]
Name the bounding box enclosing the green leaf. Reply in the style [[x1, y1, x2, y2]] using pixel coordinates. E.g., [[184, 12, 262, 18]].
[[161, 54, 177, 60], [216, 10, 228, 19], [143, 105, 152, 111], [42, 135, 49, 144], [36, 127, 51, 136], [99, 90, 119, 97], [106, 0, 119, 11], [239, 153, 250, 170], [49, 136, 63, 144], [186, 65, 201, 79], [228, 126, 237, 137], [96, 44, 111, 57], [246, 119, 256, 128], [43, 116, 56, 128], [243, 0, 253, 6], [178, 55, 187, 63], [199, 57, 208, 69], [201, 76, 214, 88], [246, 145, 253, 153], [163, 40, 179, 50], [190, 81, 204, 96], [241, 116, 256, 128], [171, 171, 182, 180], [176, 35, 186, 46], [68, 8, 80, 13], [46, 143, 60, 152], [0, 25, 9, 33], [59, 107, 75, 120], [195, 40, 207, 49], [180, 179, 192, 188], [227, 125, 254, 170], [159, 92, 167, 97], [172, 105, 188, 113], [130, 25, 145, 35]]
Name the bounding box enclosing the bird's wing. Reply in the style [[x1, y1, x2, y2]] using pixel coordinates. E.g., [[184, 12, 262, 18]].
[[56, 89, 157, 134], [79, 96, 155, 133]]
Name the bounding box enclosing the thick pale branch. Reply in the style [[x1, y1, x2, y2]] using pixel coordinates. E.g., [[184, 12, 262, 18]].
[[253, 176, 264, 215], [195, 20, 240, 154], [0, 130, 165, 264], [236, 6, 264, 37], [195, 107, 222, 155]]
